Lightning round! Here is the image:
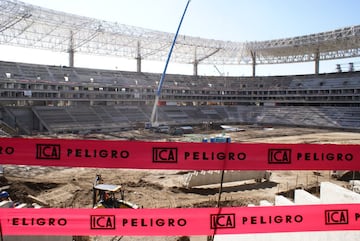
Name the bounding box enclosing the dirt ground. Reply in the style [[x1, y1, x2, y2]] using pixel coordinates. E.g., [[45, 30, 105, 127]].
[[1, 125, 360, 241]]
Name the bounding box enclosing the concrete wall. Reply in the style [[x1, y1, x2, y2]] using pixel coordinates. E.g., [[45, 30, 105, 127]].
[[214, 181, 360, 241], [183, 171, 269, 188], [259, 200, 273, 206], [294, 189, 321, 204], [320, 181, 360, 203], [275, 195, 294, 205]]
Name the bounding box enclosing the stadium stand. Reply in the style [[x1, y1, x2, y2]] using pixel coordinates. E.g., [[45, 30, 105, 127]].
[[0, 60, 360, 134]]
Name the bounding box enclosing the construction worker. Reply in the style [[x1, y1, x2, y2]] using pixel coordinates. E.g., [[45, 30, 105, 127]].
[[0, 190, 15, 207], [0, 191, 10, 202]]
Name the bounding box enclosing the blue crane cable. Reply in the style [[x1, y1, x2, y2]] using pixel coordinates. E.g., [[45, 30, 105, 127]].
[[150, 0, 191, 124], [155, 0, 191, 97]]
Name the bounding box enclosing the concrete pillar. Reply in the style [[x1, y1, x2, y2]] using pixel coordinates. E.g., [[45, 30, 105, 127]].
[[68, 31, 75, 67], [314, 49, 320, 75], [251, 50, 256, 77], [193, 61, 198, 76], [136, 41, 141, 72], [193, 47, 198, 76], [68, 48, 74, 68]]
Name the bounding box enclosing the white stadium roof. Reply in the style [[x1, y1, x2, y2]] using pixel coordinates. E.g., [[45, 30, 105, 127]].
[[1, 0, 360, 67]]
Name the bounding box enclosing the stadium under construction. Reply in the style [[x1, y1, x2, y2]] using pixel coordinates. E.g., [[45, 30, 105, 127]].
[[0, 0, 359, 135], [1, 2, 360, 241]]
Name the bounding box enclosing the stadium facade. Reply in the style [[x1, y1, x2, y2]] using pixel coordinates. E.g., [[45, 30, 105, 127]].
[[0, 60, 359, 134]]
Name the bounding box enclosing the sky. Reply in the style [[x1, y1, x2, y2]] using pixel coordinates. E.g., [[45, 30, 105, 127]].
[[1, 0, 360, 76]]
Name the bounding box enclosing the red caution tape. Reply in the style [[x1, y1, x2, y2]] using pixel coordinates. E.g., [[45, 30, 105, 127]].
[[1, 204, 360, 236], [0, 137, 359, 170]]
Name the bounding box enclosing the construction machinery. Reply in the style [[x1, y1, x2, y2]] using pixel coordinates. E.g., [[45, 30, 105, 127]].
[[92, 174, 139, 209], [149, 0, 191, 127], [331, 171, 360, 181]]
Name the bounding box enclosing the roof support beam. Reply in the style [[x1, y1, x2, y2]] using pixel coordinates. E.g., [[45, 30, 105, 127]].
[[193, 48, 221, 76], [1, 1, 360, 68]]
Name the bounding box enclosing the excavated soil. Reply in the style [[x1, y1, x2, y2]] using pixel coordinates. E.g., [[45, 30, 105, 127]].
[[1, 125, 359, 241]]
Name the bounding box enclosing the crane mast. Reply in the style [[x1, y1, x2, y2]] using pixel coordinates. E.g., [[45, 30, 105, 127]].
[[150, 0, 191, 127]]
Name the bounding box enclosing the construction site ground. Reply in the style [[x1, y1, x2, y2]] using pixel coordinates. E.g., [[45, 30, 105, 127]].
[[2, 125, 360, 241]]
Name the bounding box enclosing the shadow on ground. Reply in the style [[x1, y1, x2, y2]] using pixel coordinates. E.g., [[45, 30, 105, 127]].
[[172, 181, 278, 195]]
